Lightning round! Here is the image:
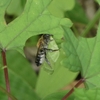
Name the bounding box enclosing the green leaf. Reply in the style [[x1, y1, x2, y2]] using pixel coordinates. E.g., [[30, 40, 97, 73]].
[[74, 88, 100, 100], [6, 0, 26, 16], [62, 28, 81, 72], [7, 50, 37, 88], [0, 86, 17, 100], [62, 22, 100, 88], [42, 90, 74, 100], [66, 1, 89, 24], [0, 51, 39, 100], [0, 0, 11, 30], [0, 0, 72, 55], [48, 0, 75, 17], [36, 48, 78, 98], [95, 0, 100, 5], [48, 36, 59, 62]]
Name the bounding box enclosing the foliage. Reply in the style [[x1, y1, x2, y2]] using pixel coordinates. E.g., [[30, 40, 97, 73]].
[[0, 0, 100, 100], [62, 24, 100, 98], [48, 0, 75, 17], [0, 51, 39, 100], [42, 90, 74, 100], [74, 88, 100, 100], [65, 1, 89, 24], [36, 49, 78, 98], [95, 0, 100, 5]]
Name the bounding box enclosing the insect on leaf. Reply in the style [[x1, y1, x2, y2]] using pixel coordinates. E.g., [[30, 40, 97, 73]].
[[36, 48, 78, 98], [0, 0, 72, 56], [41, 36, 59, 74]]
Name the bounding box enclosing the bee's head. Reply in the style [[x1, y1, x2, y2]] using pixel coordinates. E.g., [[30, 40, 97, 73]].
[[43, 34, 53, 40]]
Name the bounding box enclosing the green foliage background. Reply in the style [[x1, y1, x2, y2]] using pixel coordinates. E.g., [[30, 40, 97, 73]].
[[0, 0, 100, 100]]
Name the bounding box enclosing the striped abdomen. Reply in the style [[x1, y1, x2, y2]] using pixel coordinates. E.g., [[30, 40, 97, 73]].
[[35, 48, 46, 66]]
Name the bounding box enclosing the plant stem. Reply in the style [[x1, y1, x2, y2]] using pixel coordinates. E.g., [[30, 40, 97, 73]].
[[82, 9, 100, 37], [62, 78, 85, 100], [1, 50, 11, 100]]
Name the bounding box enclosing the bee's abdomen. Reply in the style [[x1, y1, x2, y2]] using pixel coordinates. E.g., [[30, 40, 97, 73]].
[[35, 49, 45, 66]]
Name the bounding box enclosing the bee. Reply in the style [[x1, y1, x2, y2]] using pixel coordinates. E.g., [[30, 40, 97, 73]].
[[35, 34, 58, 67]]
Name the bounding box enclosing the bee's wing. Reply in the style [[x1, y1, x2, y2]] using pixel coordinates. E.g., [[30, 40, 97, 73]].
[[24, 46, 40, 73], [41, 37, 59, 74], [48, 36, 59, 62]]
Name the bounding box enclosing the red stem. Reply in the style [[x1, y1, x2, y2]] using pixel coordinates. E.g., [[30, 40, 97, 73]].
[[1, 50, 11, 100], [62, 78, 85, 100]]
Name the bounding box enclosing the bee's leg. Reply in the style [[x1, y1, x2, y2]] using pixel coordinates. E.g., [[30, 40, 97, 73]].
[[43, 55, 54, 74], [45, 56, 52, 67], [44, 52, 52, 68], [45, 48, 59, 52]]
